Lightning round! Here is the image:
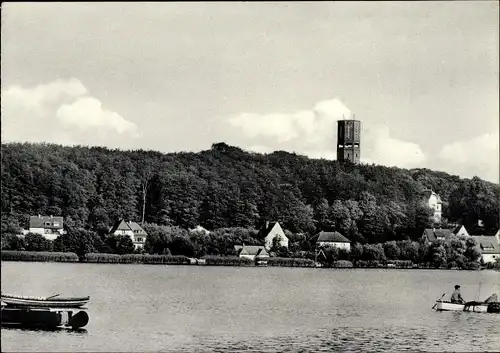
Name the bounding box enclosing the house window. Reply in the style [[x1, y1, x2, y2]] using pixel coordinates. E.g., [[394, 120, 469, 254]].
[[137, 237, 144, 242], [45, 222, 51, 226], [122, 230, 126, 235], [44, 229, 52, 234]]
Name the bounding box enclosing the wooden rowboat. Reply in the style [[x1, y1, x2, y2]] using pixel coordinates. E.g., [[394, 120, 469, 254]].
[[1, 294, 90, 308], [435, 301, 489, 312], [1, 306, 89, 329]]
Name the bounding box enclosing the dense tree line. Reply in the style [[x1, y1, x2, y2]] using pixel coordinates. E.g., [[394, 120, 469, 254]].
[[318, 236, 482, 270], [1, 142, 499, 244], [1, 226, 486, 270]]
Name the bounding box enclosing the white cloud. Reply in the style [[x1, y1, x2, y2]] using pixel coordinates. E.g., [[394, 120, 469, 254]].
[[1, 78, 138, 145], [224, 98, 426, 169], [363, 125, 426, 167], [57, 97, 138, 135], [438, 131, 499, 183], [3, 78, 87, 110]]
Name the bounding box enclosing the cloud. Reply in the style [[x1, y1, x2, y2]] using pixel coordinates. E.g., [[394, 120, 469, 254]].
[[1, 78, 139, 145], [438, 131, 499, 183], [57, 97, 138, 135], [224, 98, 426, 168], [363, 125, 426, 167]]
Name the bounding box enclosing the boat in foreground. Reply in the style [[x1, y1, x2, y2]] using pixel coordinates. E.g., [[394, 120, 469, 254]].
[[1, 294, 90, 329], [435, 301, 489, 312], [1, 294, 89, 308], [1, 306, 89, 329]]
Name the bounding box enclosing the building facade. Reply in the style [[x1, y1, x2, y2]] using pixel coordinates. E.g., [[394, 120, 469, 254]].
[[423, 189, 442, 223], [25, 215, 64, 241], [259, 221, 288, 250], [234, 245, 270, 262], [109, 219, 148, 250], [315, 231, 351, 251], [337, 119, 361, 164], [472, 235, 500, 264]]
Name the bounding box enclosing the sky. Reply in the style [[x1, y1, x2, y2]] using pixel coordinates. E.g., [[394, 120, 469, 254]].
[[1, 2, 499, 183]]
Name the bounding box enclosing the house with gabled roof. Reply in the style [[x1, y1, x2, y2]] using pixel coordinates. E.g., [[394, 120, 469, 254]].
[[314, 231, 351, 251], [109, 219, 148, 250], [471, 232, 500, 264], [234, 245, 269, 261], [258, 221, 288, 250], [451, 224, 469, 237], [421, 225, 470, 245], [421, 228, 454, 244], [24, 215, 65, 241]]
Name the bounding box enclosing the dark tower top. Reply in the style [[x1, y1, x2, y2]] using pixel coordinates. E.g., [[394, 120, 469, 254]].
[[337, 119, 361, 164]]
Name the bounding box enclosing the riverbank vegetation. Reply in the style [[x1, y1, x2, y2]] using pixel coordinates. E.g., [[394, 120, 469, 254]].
[[1, 233, 486, 270], [1, 250, 78, 262], [2, 142, 499, 243]]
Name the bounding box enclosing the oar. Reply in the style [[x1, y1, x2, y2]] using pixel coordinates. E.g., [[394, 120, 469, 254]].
[[432, 293, 446, 309], [46, 294, 60, 300]]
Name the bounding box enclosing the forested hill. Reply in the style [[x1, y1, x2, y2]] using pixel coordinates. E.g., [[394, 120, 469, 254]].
[[1, 142, 499, 243]]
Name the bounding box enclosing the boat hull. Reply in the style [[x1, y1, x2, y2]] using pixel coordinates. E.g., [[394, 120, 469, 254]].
[[1, 295, 89, 308], [1, 307, 89, 329], [435, 301, 488, 312]]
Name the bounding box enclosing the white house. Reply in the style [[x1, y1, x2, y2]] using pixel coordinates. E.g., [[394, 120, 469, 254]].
[[109, 219, 148, 250], [24, 215, 64, 241], [423, 189, 442, 223], [472, 234, 500, 264], [316, 231, 351, 251], [234, 245, 269, 262], [259, 221, 288, 250], [451, 225, 469, 237]]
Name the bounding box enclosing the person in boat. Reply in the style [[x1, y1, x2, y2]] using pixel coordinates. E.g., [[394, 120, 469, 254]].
[[450, 285, 465, 304]]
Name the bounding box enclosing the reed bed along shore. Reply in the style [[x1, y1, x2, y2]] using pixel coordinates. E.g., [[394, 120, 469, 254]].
[[5, 251, 479, 270], [1, 251, 318, 267], [0, 250, 79, 262]]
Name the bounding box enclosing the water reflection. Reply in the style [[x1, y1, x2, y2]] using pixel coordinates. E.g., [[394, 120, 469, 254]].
[[2, 263, 499, 352], [1, 325, 88, 335]]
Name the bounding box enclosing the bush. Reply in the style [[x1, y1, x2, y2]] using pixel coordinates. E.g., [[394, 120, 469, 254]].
[[354, 260, 381, 268], [202, 255, 253, 266], [83, 253, 122, 263], [82, 253, 189, 265], [330, 260, 354, 268], [1, 250, 78, 262], [388, 260, 414, 268], [267, 257, 315, 267], [463, 261, 481, 271]]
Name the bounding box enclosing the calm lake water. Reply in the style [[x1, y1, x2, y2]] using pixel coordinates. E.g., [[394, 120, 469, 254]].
[[1, 262, 500, 352]]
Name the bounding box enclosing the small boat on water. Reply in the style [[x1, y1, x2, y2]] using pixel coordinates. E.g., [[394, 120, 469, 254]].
[[434, 293, 500, 314], [435, 301, 489, 312], [1, 294, 90, 308], [1, 293, 90, 329], [1, 306, 89, 329]]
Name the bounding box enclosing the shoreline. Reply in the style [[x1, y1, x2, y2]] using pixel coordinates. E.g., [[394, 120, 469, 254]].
[[1, 251, 494, 270], [1, 259, 491, 271]]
